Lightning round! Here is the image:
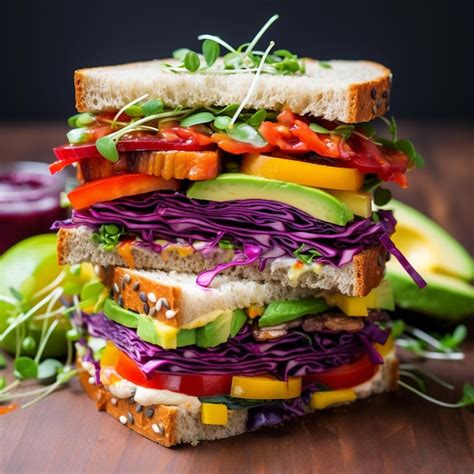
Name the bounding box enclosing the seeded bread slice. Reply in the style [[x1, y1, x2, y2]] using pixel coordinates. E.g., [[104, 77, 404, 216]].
[[78, 352, 399, 447], [103, 266, 316, 328], [57, 226, 387, 297], [74, 59, 391, 123]]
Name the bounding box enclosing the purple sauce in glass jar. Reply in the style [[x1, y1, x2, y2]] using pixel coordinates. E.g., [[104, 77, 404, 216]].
[[0, 162, 68, 253]]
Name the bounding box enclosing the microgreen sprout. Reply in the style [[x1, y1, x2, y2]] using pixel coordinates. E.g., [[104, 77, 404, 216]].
[[293, 244, 321, 265], [393, 321, 467, 360], [399, 380, 474, 409], [165, 14, 305, 76], [0, 262, 104, 414], [92, 224, 125, 251]]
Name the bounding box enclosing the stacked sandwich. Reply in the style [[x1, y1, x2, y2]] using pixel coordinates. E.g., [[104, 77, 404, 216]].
[[51, 32, 424, 446]]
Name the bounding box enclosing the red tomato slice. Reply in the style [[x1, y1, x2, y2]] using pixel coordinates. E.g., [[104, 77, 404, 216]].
[[303, 353, 378, 390], [67, 173, 180, 209], [115, 351, 232, 397], [211, 133, 276, 154], [51, 137, 214, 174]]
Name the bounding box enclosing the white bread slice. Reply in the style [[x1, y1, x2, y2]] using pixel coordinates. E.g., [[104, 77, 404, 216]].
[[74, 59, 391, 123], [58, 226, 386, 297], [78, 351, 399, 447], [105, 266, 316, 328]]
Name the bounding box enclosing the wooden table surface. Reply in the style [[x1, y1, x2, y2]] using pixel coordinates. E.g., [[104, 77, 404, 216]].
[[0, 122, 473, 473]]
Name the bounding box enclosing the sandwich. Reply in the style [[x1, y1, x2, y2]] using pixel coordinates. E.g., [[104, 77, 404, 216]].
[[51, 16, 425, 447]]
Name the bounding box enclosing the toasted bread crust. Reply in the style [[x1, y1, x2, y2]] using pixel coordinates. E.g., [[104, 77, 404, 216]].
[[111, 267, 183, 327], [57, 227, 385, 296], [74, 59, 391, 123], [353, 246, 387, 296], [78, 351, 399, 447]]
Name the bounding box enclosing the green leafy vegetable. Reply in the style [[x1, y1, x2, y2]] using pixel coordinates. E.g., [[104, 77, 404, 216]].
[[38, 358, 63, 384], [92, 224, 125, 251], [164, 15, 305, 76], [142, 98, 164, 116], [202, 39, 220, 67], [213, 115, 232, 130], [309, 123, 354, 142], [172, 48, 192, 61], [184, 51, 201, 72], [180, 111, 215, 127], [227, 123, 267, 147], [95, 136, 119, 163], [14, 356, 38, 380], [66, 127, 89, 145], [293, 244, 321, 265], [247, 109, 266, 127], [21, 336, 36, 353], [218, 239, 235, 250]]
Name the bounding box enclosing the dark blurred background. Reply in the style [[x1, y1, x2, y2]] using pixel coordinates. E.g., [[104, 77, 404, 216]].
[[3, 0, 473, 121]]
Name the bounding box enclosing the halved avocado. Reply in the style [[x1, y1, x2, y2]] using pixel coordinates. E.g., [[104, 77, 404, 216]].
[[383, 199, 473, 281], [187, 173, 353, 225], [382, 200, 474, 320], [387, 266, 474, 321]]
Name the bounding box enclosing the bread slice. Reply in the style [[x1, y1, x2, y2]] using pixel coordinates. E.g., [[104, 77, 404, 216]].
[[78, 351, 399, 447], [58, 226, 386, 297], [103, 266, 317, 327], [74, 59, 391, 123]]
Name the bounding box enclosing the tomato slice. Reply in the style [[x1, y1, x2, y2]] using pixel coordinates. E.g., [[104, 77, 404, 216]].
[[211, 133, 276, 154], [115, 351, 232, 397], [50, 137, 214, 174], [303, 353, 378, 390], [67, 173, 180, 209]]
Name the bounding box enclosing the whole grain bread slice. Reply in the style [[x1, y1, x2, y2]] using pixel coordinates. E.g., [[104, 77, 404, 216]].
[[57, 226, 387, 297], [74, 59, 391, 123], [78, 352, 399, 447]]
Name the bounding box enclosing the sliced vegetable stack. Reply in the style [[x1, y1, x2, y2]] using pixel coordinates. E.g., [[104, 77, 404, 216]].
[[49, 15, 427, 447]]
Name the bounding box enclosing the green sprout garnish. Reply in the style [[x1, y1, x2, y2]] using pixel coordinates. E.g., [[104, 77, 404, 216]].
[[165, 14, 305, 76], [91, 224, 125, 251], [293, 244, 321, 265], [393, 321, 467, 360], [0, 265, 107, 412]]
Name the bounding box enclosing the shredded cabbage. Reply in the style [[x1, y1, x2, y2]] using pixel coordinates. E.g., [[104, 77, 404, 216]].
[[83, 312, 388, 380]]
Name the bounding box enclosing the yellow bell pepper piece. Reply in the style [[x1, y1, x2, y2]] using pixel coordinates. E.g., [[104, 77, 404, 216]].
[[241, 154, 364, 191], [100, 341, 120, 367], [326, 190, 372, 218], [231, 376, 302, 399], [374, 335, 395, 358], [310, 389, 356, 410], [201, 403, 228, 425]]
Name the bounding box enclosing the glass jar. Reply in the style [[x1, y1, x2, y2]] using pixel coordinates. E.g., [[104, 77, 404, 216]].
[[0, 161, 68, 253]]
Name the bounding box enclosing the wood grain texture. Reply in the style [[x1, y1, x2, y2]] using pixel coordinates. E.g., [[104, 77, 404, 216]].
[[0, 122, 473, 473]]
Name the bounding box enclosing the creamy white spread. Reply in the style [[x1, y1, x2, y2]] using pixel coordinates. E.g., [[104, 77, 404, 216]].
[[108, 379, 137, 399], [134, 386, 200, 410], [270, 257, 323, 285]]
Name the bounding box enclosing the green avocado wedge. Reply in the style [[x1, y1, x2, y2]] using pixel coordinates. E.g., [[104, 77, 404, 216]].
[[382, 199, 473, 281], [259, 297, 330, 327], [387, 266, 474, 321], [187, 173, 353, 225], [381, 200, 474, 320], [103, 298, 139, 328]]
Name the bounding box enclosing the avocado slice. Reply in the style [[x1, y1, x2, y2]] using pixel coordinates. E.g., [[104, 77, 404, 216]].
[[382, 199, 473, 281], [177, 328, 197, 346], [196, 310, 233, 348], [259, 297, 330, 327], [187, 173, 353, 225], [388, 266, 474, 321], [230, 309, 248, 337], [103, 298, 139, 328]]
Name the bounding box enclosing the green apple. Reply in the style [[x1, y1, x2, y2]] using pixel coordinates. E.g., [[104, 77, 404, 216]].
[[0, 234, 70, 357], [382, 200, 474, 320]]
